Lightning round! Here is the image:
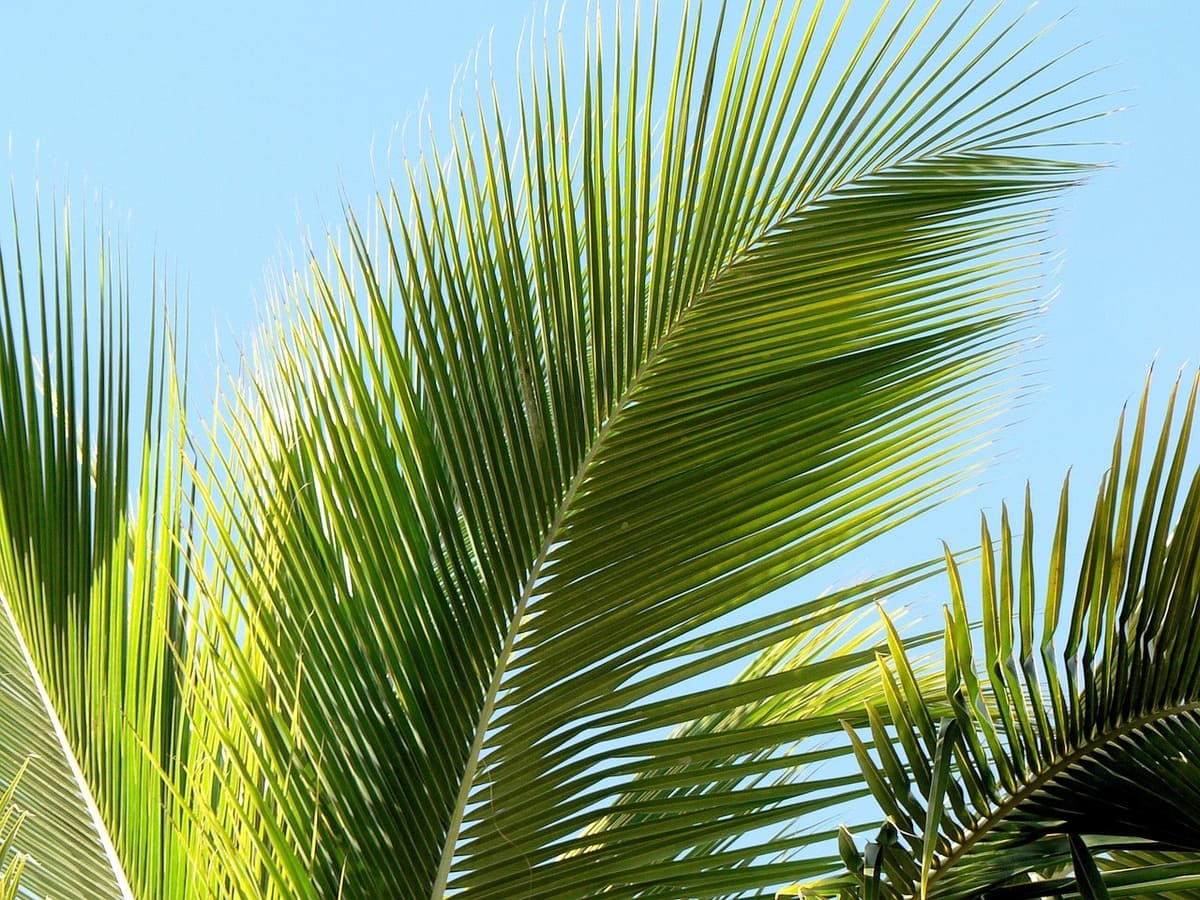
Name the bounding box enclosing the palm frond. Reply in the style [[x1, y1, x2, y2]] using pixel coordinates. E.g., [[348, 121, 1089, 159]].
[[845, 371, 1200, 898], [180, 2, 1101, 896], [0, 204, 194, 896]]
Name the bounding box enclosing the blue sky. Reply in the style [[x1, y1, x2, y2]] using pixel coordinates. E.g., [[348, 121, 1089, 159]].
[[4, 1, 1198, 593]]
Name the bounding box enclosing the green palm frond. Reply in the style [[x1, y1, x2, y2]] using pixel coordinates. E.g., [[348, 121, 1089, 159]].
[[0, 2, 1108, 898], [844, 371, 1200, 898], [182, 2, 1098, 896], [0, 207, 194, 897], [577, 575, 950, 898]]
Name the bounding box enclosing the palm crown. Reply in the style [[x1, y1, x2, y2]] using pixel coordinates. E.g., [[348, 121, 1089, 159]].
[[0, 2, 1194, 898]]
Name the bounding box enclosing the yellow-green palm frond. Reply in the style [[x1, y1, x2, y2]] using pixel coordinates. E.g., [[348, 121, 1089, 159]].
[[0, 204, 195, 897], [188, 3, 1101, 896]]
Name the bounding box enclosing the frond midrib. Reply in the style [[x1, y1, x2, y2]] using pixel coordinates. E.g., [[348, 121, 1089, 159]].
[[430, 169, 842, 896], [431, 191, 782, 890], [0, 591, 135, 899], [926, 696, 1200, 893]]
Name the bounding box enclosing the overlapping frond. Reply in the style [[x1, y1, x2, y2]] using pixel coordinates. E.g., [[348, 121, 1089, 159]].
[[837, 372, 1200, 898], [0, 206, 194, 897], [181, 2, 1100, 897]]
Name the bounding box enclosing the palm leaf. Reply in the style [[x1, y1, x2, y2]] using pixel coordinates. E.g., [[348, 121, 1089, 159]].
[[182, 2, 1099, 896], [0, 205, 194, 896], [846, 371, 1200, 898]]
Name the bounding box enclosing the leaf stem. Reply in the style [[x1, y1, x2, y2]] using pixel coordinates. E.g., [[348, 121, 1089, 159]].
[[0, 594, 136, 900]]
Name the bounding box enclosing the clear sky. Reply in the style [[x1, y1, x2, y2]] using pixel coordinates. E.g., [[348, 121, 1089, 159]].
[[4, 1, 1198, 599]]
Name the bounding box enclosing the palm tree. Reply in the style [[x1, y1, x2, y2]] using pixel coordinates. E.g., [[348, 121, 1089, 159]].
[[1, 1, 1191, 897]]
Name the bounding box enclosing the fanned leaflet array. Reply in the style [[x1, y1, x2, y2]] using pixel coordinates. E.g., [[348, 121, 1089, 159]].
[[194, 2, 1095, 897], [0, 207, 192, 897], [0, 1, 1106, 898], [830, 374, 1200, 899]]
